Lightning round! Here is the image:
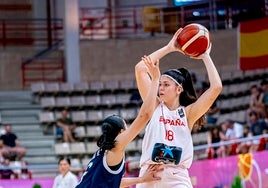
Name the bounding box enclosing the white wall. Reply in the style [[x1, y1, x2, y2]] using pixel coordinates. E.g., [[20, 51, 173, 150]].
[[79, 0, 107, 8], [32, 0, 47, 18]]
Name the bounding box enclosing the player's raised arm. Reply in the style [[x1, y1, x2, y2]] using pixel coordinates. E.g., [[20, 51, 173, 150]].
[[115, 55, 160, 150]]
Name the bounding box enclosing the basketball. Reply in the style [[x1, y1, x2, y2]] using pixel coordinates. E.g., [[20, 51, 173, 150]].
[[176, 23, 210, 57]]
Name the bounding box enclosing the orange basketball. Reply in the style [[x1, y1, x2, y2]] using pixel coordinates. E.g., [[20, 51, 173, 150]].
[[176, 23, 210, 57]]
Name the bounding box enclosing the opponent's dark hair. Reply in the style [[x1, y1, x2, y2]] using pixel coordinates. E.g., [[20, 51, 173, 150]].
[[97, 115, 125, 155], [163, 68, 205, 127]]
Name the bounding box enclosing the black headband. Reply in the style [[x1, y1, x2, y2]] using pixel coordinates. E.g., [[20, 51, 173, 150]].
[[162, 69, 185, 86]]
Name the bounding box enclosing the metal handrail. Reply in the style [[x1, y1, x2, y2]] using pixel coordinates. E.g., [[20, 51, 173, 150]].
[[194, 134, 268, 151], [0, 18, 63, 48]]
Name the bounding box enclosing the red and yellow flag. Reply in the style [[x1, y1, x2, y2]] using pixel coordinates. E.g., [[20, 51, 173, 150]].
[[239, 16, 268, 70]]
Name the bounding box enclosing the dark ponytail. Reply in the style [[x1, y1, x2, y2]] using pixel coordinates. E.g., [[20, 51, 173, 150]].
[[179, 68, 197, 107], [178, 68, 205, 128], [97, 115, 125, 155]]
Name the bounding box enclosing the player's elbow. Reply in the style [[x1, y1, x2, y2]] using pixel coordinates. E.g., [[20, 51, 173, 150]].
[[211, 81, 222, 96], [214, 83, 222, 95]]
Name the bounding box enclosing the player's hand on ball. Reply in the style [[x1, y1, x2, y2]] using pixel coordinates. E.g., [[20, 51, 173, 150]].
[[167, 28, 185, 54]]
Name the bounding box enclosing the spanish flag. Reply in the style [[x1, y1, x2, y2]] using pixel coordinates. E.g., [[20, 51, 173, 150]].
[[239, 16, 268, 70]]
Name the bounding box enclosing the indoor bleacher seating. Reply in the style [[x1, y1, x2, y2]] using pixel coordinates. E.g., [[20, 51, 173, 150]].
[[33, 66, 268, 164]]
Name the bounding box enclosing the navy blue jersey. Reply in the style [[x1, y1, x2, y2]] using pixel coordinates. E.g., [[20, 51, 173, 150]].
[[76, 150, 125, 188]]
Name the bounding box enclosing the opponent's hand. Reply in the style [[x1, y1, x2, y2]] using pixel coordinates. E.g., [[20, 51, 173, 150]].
[[140, 164, 163, 183], [141, 55, 160, 82]]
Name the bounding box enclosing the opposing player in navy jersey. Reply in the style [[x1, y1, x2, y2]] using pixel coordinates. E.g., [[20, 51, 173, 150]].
[[135, 29, 222, 188], [76, 55, 162, 188]]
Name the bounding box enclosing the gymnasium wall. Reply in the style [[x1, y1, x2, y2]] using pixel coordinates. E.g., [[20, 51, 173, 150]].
[[80, 28, 237, 82], [0, 28, 237, 90]]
